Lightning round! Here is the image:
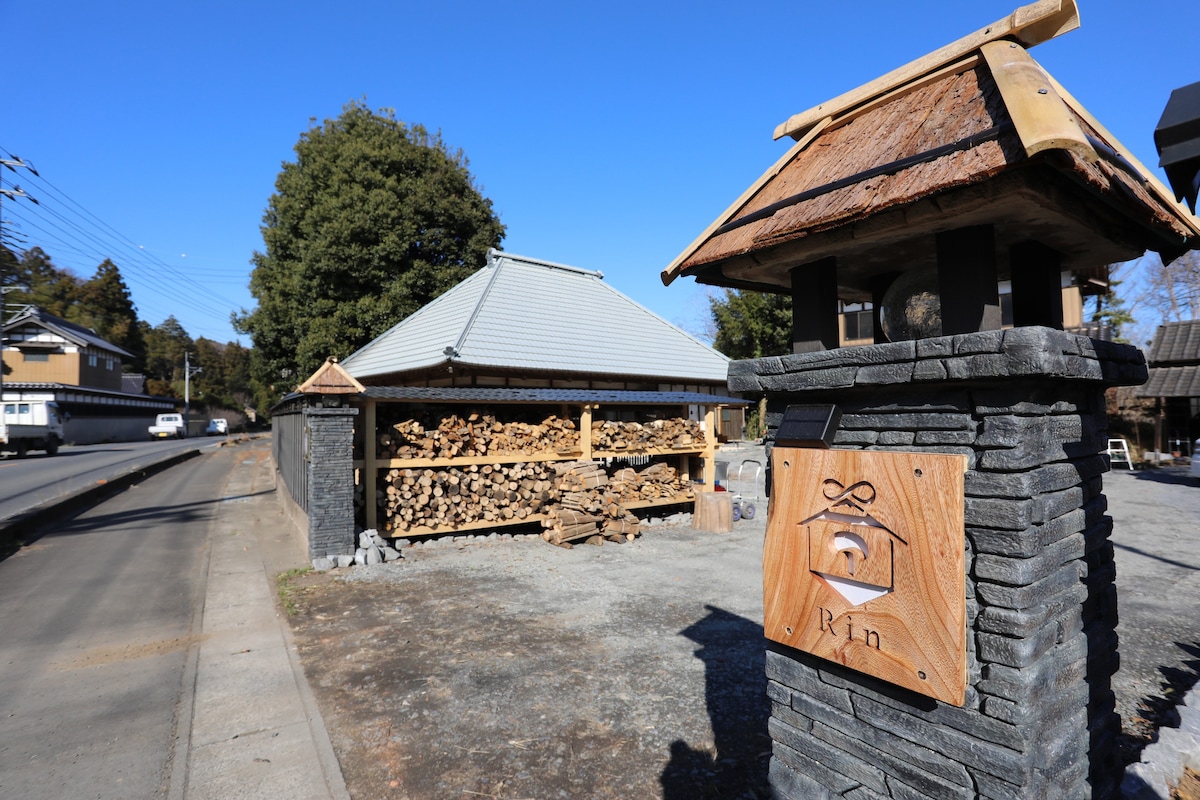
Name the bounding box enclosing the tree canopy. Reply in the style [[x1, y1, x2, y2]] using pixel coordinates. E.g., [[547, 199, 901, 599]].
[[708, 289, 793, 360], [235, 100, 506, 402]]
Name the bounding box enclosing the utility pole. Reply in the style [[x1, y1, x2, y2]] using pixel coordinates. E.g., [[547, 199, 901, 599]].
[[0, 154, 40, 406], [184, 352, 202, 436]]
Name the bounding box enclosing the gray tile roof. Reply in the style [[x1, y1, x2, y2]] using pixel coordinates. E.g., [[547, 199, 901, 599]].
[[1139, 365, 1200, 398], [1137, 320, 1200, 398], [3, 307, 134, 359], [359, 387, 747, 406], [1145, 320, 1200, 366], [341, 250, 730, 383]]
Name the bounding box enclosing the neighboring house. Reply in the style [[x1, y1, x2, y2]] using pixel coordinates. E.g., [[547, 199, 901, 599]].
[[1136, 319, 1200, 455], [3, 305, 132, 390], [2, 306, 175, 445]]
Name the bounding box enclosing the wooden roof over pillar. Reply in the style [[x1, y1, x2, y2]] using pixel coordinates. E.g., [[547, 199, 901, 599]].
[[297, 357, 365, 395], [662, 0, 1200, 302]]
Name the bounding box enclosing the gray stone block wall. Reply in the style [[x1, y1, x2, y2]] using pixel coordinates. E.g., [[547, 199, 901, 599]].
[[304, 405, 358, 560], [741, 327, 1146, 800]]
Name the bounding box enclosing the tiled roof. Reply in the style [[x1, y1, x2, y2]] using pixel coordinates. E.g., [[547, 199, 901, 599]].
[[1145, 320, 1200, 366], [341, 250, 729, 383], [3, 307, 134, 359], [1139, 366, 1200, 398], [359, 387, 747, 406]]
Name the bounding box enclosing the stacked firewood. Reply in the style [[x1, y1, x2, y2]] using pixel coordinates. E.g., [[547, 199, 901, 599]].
[[373, 455, 695, 541], [378, 414, 580, 460], [379, 461, 558, 533], [539, 460, 690, 548], [588, 418, 705, 451]]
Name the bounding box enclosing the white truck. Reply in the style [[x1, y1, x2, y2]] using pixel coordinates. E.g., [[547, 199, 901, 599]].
[[0, 399, 65, 457], [149, 413, 187, 439]]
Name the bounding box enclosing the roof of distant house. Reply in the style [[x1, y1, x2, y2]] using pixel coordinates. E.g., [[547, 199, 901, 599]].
[[1138, 320, 1200, 398], [341, 249, 730, 384], [2, 306, 134, 359]]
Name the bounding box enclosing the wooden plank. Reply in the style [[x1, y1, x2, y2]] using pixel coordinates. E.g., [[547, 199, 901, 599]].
[[364, 399, 378, 531], [763, 448, 967, 705], [1044, 72, 1200, 237], [773, 0, 1080, 141], [978, 40, 1095, 162]]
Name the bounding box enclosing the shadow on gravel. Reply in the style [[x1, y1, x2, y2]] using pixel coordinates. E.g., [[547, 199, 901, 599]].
[[662, 605, 771, 800], [1127, 467, 1197, 487], [1128, 642, 1200, 757]]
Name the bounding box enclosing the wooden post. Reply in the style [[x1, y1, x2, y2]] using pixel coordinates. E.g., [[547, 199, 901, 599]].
[[701, 405, 716, 489], [580, 404, 593, 461], [791, 257, 839, 352], [364, 398, 377, 531], [1009, 240, 1064, 329], [936, 225, 1001, 335]]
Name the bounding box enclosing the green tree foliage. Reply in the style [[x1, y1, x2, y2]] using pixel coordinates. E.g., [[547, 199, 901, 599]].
[[1091, 271, 1135, 344], [5, 246, 81, 317], [709, 289, 794, 359], [235, 100, 506, 402], [141, 316, 194, 397], [70, 259, 146, 370]]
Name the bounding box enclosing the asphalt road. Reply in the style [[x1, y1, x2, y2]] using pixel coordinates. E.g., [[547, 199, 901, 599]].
[[0, 446, 235, 799], [0, 437, 224, 530]]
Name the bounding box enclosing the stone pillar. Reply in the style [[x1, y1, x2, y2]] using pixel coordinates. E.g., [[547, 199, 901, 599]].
[[304, 405, 358, 560], [729, 327, 1146, 800]]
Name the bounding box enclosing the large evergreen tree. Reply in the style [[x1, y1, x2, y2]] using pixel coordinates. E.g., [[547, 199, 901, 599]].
[[709, 289, 794, 359], [6, 246, 80, 317], [235, 100, 506, 401], [71, 259, 146, 370]]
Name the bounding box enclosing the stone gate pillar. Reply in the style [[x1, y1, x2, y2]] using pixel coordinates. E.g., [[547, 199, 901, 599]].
[[734, 327, 1146, 800], [303, 404, 358, 560]]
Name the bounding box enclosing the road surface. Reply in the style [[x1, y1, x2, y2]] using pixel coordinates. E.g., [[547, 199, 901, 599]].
[[0, 444, 238, 799]]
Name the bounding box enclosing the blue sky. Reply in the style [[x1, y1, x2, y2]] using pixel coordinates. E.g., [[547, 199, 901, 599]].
[[4, 0, 1197, 348]]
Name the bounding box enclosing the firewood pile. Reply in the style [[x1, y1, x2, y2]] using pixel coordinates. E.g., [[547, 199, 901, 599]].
[[373, 457, 694, 542], [378, 414, 580, 460], [379, 461, 557, 533], [588, 418, 705, 451], [539, 460, 692, 548]]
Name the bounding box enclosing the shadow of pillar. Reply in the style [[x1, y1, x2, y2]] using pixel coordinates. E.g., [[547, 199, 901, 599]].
[[660, 604, 771, 799]]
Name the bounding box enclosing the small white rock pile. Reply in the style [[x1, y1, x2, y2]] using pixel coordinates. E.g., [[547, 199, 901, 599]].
[[312, 529, 401, 571]]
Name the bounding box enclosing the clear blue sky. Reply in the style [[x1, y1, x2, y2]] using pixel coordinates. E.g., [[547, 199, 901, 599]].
[[4, 0, 1197, 348]]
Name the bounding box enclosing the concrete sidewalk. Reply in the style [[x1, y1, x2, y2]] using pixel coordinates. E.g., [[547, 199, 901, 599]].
[[170, 444, 349, 800]]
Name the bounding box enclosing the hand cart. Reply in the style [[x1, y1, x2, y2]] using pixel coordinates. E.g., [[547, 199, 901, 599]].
[[728, 459, 762, 521]]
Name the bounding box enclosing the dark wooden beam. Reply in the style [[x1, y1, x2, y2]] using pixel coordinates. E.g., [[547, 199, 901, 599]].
[[936, 225, 1001, 335], [1009, 240, 1064, 329], [790, 257, 839, 352]]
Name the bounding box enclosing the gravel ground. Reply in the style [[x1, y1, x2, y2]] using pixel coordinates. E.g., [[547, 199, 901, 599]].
[[282, 445, 1200, 799]]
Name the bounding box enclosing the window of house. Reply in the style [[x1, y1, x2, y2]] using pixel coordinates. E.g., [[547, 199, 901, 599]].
[[88, 354, 98, 367], [842, 306, 874, 341], [106, 358, 114, 370], [24, 352, 49, 362]]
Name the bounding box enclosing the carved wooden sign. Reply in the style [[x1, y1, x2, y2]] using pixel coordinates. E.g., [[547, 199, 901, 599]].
[[764, 448, 967, 705]]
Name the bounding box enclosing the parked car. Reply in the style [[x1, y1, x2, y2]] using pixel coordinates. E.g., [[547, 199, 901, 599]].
[[149, 413, 186, 439], [206, 418, 228, 436]]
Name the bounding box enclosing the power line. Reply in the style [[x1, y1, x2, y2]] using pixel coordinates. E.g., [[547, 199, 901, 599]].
[[0, 145, 252, 341]]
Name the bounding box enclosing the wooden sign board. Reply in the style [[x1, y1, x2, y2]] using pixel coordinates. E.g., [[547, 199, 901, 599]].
[[764, 448, 967, 705]]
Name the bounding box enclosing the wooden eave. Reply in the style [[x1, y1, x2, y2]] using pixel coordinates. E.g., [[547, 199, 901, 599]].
[[297, 357, 366, 395], [663, 0, 1200, 292]]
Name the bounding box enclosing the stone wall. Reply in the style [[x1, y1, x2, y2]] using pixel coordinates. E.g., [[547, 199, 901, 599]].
[[304, 405, 358, 560], [730, 327, 1146, 800]]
